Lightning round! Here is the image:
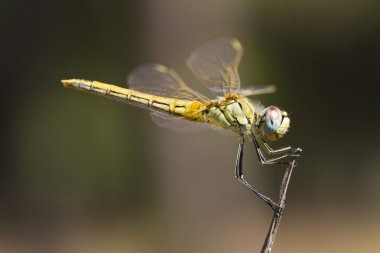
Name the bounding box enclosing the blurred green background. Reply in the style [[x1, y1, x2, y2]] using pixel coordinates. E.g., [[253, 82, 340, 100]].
[[1, 0, 380, 252]]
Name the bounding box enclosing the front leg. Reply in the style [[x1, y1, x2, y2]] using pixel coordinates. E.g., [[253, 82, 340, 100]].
[[252, 135, 301, 165], [261, 138, 302, 157]]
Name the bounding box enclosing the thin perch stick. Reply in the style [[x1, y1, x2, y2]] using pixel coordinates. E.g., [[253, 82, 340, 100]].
[[261, 150, 300, 253]]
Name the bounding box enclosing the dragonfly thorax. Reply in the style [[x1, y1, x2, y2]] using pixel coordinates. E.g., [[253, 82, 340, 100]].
[[206, 97, 256, 135]]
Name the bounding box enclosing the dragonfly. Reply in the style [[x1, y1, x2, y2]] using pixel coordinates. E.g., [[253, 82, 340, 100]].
[[62, 37, 301, 210]]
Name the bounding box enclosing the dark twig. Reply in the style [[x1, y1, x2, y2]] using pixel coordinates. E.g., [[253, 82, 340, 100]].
[[261, 148, 302, 253]]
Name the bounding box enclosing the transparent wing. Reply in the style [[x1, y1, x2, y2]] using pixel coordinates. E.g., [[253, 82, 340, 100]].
[[127, 64, 210, 133], [150, 111, 212, 134], [152, 112, 235, 136], [186, 37, 243, 97], [239, 85, 276, 97], [127, 64, 208, 102]]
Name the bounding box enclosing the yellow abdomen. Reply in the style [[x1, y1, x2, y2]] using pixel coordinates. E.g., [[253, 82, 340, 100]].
[[61, 79, 207, 122]]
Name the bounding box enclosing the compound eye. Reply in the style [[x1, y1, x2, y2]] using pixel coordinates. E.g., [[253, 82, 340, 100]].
[[265, 107, 282, 133]]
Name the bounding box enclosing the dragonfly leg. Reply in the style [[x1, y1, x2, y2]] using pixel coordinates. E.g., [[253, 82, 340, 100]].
[[235, 137, 278, 210], [261, 139, 302, 157], [252, 136, 301, 165], [261, 139, 291, 154]]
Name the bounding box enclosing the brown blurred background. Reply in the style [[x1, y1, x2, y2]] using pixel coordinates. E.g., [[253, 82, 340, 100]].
[[1, 0, 380, 252]]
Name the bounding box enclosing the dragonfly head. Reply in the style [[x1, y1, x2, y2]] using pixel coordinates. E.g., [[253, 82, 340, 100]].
[[258, 106, 290, 141]]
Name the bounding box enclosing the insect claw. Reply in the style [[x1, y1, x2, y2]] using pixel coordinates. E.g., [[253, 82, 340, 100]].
[[291, 148, 302, 157]]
